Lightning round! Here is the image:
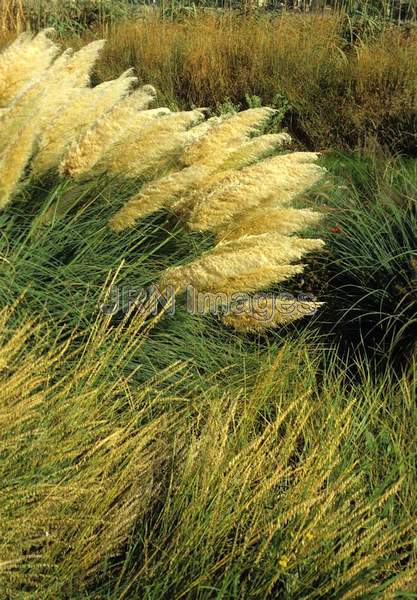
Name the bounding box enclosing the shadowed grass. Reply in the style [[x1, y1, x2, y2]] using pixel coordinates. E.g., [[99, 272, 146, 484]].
[[308, 153, 417, 370]]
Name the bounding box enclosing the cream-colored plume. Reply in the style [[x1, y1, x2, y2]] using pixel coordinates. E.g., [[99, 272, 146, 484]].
[[159, 233, 324, 295], [187, 153, 323, 233], [0, 30, 325, 332], [221, 297, 323, 332], [0, 121, 37, 209], [60, 39, 106, 88], [107, 108, 280, 229], [221, 132, 292, 170], [108, 164, 210, 232], [216, 207, 322, 242], [107, 118, 291, 231], [0, 30, 169, 204], [180, 108, 275, 169], [105, 110, 206, 179], [60, 86, 158, 178], [0, 29, 59, 108], [0, 80, 44, 154], [32, 70, 138, 176]]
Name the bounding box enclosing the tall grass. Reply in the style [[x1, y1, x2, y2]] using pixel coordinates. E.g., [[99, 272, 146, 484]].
[[0, 0, 138, 35], [1, 300, 417, 597], [0, 31, 328, 331], [2, 13, 416, 153], [79, 13, 417, 154], [0, 0, 24, 34]]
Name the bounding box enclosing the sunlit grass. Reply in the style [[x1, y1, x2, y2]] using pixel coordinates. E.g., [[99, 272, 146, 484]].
[[0, 156, 417, 597]]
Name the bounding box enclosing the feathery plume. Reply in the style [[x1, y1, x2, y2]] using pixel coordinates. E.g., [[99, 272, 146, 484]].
[[60, 85, 158, 178], [221, 297, 323, 332], [221, 132, 292, 170], [0, 123, 38, 209], [60, 40, 106, 88], [108, 164, 210, 232], [161, 261, 305, 296], [0, 29, 59, 108], [84, 107, 171, 178], [0, 79, 44, 154], [213, 233, 324, 264], [106, 110, 205, 179], [32, 71, 137, 176], [108, 144, 321, 235], [216, 207, 322, 242], [187, 154, 324, 232], [30, 41, 108, 138], [159, 233, 324, 295], [47, 48, 74, 75], [180, 108, 275, 169], [180, 115, 222, 146], [107, 123, 291, 231]]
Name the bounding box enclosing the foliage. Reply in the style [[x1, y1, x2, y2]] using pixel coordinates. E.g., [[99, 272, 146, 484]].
[[311, 154, 417, 370]]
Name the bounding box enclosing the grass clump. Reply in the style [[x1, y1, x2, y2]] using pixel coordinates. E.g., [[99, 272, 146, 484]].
[[0, 29, 327, 332], [308, 154, 417, 370]]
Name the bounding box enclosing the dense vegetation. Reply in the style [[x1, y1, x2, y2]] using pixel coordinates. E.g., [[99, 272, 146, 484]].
[[1, 4, 417, 599]]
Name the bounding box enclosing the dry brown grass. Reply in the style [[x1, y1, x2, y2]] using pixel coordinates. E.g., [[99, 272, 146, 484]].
[[2, 13, 416, 152], [0, 0, 24, 34], [82, 13, 417, 153]]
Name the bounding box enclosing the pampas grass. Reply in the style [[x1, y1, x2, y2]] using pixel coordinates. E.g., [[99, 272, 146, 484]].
[[160, 233, 324, 295], [186, 153, 324, 233], [217, 207, 323, 242], [31, 69, 138, 176], [1, 29, 417, 600], [60, 85, 158, 178], [0, 29, 325, 331], [0, 118, 36, 208], [105, 109, 206, 179], [221, 297, 323, 332], [0, 28, 58, 107]]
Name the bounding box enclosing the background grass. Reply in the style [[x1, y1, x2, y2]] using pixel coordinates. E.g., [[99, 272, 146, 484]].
[[73, 13, 417, 155], [2, 11, 416, 154]]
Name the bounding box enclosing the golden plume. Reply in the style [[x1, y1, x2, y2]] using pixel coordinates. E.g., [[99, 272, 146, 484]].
[[221, 296, 323, 332], [0, 29, 59, 107], [59, 85, 158, 178]]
